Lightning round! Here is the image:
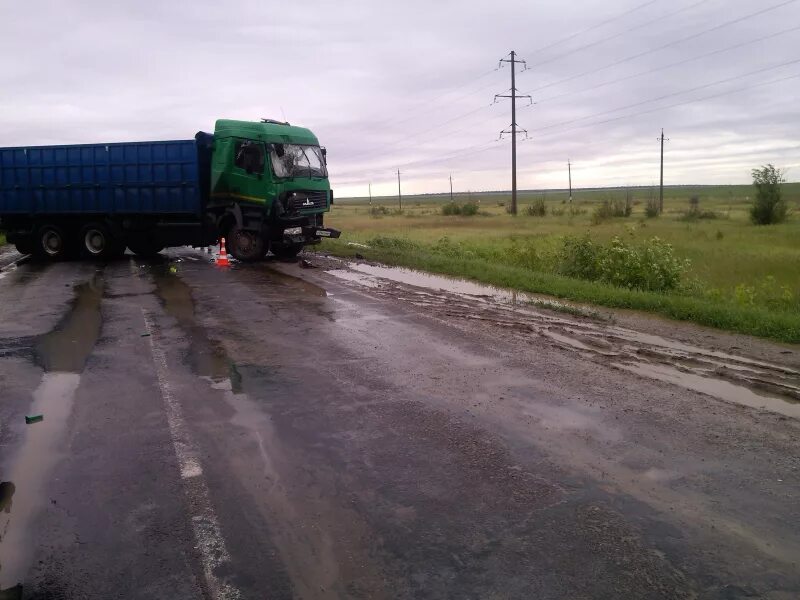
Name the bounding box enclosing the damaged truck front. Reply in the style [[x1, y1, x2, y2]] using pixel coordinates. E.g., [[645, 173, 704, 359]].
[[209, 118, 340, 261]]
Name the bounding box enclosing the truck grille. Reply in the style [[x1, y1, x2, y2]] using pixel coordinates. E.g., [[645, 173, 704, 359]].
[[286, 190, 327, 211]]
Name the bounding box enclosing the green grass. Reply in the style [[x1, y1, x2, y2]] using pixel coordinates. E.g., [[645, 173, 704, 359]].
[[0, 233, 5, 247], [323, 184, 800, 343]]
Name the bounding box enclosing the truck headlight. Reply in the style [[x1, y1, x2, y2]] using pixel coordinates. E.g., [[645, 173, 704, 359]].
[[284, 227, 302, 236]]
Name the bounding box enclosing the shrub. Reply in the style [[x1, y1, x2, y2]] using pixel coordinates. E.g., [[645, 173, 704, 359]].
[[644, 197, 660, 218], [442, 202, 479, 216], [750, 164, 787, 224], [679, 195, 718, 220], [551, 206, 565, 216], [526, 197, 547, 217], [591, 197, 631, 224], [558, 235, 602, 281], [568, 205, 587, 217], [441, 202, 460, 215], [558, 235, 688, 292], [460, 202, 479, 216], [369, 205, 390, 217]]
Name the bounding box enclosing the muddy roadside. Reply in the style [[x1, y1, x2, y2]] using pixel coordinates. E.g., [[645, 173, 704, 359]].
[[300, 253, 800, 402]]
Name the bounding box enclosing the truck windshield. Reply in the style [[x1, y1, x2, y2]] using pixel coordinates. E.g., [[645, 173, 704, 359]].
[[270, 144, 328, 178]]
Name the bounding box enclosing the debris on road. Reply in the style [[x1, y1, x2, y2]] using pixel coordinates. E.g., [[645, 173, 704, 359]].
[[25, 414, 43, 424], [301, 259, 313, 269]]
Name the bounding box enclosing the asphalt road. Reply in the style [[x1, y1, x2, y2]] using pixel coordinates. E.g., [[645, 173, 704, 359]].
[[0, 248, 798, 600]]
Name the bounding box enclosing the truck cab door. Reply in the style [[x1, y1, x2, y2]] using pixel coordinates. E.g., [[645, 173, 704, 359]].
[[230, 139, 267, 202]]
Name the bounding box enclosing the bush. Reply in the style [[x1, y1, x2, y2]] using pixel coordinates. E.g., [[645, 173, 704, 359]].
[[369, 205, 390, 217], [461, 202, 479, 216], [442, 202, 479, 216], [750, 164, 787, 224], [591, 197, 631, 224], [558, 235, 688, 292], [644, 196, 660, 218], [679, 195, 718, 220], [526, 197, 547, 217]]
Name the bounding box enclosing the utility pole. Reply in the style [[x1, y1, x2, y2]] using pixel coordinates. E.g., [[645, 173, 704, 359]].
[[449, 174, 454, 203], [659, 130, 664, 213], [368, 182, 372, 206], [495, 51, 531, 216], [568, 160, 573, 203], [397, 169, 402, 211]]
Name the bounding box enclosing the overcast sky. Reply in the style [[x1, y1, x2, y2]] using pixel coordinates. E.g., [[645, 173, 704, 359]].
[[1, 0, 798, 197]]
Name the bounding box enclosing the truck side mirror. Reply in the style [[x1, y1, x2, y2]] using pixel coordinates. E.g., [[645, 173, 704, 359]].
[[321, 147, 327, 165]]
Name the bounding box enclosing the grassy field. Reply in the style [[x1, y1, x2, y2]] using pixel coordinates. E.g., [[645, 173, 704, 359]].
[[322, 183, 800, 343]]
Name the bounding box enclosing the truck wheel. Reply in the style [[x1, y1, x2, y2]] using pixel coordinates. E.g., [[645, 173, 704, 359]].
[[227, 225, 266, 262], [128, 240, 164, 258], [36, 224, 68, 260], [271, 243, 303, 260], [80, 223, 118, 259]]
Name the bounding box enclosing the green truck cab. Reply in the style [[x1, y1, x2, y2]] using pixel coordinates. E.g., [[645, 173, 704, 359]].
[[209, 118, 339, 260]]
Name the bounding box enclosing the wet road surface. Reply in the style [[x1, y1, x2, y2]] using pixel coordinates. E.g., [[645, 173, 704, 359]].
[[0, 249, 799, 599]]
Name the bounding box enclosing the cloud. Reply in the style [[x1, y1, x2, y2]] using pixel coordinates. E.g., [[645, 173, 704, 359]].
[[1, 0, 798, 197]]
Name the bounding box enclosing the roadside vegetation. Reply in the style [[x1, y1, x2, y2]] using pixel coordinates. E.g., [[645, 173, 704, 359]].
[[324, 181, 800, 343], [0, 233, 5, 246]]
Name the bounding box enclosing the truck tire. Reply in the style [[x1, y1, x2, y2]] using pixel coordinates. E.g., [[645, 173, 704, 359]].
[[80, 223, 119, 259], [36, 224, 68, 260], [271, 243, 303, 260], [227, 225, 266, 262]]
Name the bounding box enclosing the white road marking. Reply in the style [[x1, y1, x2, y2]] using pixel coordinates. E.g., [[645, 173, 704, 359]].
[[142, 309, 243, 600]]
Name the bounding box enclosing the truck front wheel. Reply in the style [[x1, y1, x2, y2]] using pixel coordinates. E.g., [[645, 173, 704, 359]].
[[36, 224, 68, 260], [226, 226, 266, 262]]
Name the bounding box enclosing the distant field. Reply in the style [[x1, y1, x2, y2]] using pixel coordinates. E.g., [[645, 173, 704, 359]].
[[323, 183, 800, 342]]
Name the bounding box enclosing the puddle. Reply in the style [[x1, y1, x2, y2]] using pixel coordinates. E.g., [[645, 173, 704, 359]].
[[151, 269, 235, 381], [0, 374, 81, 588], [327, 261, 800, 420], [615, 362, 800, 419], [35, 276, 104, 372], [0, 275, 104, 590]]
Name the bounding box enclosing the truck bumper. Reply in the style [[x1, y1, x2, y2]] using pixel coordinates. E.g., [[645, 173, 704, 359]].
[[283, 226, 341, 244]]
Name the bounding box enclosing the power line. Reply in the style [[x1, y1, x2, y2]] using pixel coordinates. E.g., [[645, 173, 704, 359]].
[[529, 71, 800, 140], [531, 24, 800, 106], [528, 57, 800, 134], [346, 102, 496, 161], [525, 0, 714, 71], [522, 0, 799, 94], [524, 0, 660, 57]]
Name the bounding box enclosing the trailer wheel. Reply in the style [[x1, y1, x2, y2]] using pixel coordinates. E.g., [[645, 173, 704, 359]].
[[36, 224, 68, 260], [227, 225, 266, 262], [80, 223, 118, 259], [271, 243, 303, 260]]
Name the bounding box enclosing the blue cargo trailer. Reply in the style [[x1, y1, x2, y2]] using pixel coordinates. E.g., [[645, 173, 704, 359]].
[[0, 133, 215, 258], [0, 119, 338, 261]]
